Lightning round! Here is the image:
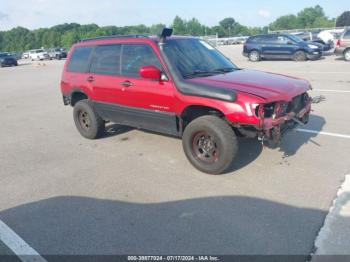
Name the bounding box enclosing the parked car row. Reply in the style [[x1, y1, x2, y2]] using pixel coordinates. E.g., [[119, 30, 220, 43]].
[[22, 48, 67, 61], [243, 28, 350, 62]]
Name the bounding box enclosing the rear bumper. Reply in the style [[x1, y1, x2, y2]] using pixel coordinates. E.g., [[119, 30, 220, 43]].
[[334, 47, 345, 56]]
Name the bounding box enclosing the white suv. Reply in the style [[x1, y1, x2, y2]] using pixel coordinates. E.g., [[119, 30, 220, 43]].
[[29, 49, 49, 61]]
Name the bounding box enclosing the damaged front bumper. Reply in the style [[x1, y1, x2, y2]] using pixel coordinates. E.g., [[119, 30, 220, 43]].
[[259, 96, 312, 145]]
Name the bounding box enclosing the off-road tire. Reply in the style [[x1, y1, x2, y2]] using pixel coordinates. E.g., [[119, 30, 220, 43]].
[[73, 99, 105, 139], [182, 115, 238, 175]]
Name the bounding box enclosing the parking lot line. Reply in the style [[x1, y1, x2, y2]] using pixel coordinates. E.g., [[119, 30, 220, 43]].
[[297, 129, 350, 139], [312, 89, 350, 93], [0, 220, 47, 262]]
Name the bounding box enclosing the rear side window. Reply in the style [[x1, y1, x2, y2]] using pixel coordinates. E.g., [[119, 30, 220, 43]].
[[248, 35, 270, 43], [90, 45, 121, 75], [265, 35, 278, 43], [67, 46, 94, 73], [121, 44, 161, 78], [344, 30, 350, 39]]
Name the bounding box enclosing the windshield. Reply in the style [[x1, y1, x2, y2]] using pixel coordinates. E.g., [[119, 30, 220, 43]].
[[162, 38, 237, 79], [288, 34, 304, 43]]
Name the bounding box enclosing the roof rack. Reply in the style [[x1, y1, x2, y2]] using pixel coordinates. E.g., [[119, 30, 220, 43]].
[[79, 35, 150, 42]]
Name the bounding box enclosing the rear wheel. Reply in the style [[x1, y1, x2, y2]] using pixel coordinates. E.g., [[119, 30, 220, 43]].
[[293, 50, 307, 61], [73, 100, 105, 139], [182, 115, 238, 174], [249, 50, 260, 62], [344, 49, 350, 61]]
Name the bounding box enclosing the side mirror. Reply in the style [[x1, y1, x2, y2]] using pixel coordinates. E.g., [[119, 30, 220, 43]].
[[287, 41, 294, 45], [139, 66, 161, 80]]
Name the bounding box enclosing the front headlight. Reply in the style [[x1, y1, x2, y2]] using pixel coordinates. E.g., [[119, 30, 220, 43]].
[[308, 44, 318, 49]]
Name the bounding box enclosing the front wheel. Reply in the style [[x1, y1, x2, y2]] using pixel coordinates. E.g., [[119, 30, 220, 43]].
[[73, 100, 105, 139], [293, 51, 307, 61], [344, 49, 350, 61], [249, 50, 260, 62], [182, 115, 238, 175]]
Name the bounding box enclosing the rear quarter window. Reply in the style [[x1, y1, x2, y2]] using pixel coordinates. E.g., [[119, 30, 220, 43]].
[[67, 46, 94, 73]]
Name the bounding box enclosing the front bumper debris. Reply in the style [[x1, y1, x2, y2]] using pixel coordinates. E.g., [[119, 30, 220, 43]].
[[261, 98, 312, 145]]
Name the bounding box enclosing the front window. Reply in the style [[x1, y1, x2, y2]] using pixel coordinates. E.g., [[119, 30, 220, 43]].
[[121, 44, 162, 78], [288, 35, 303, 43], [162, 39, 237, 79]]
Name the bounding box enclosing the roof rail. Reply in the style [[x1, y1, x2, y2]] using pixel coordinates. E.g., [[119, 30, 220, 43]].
[[79, 35, 150, 43]]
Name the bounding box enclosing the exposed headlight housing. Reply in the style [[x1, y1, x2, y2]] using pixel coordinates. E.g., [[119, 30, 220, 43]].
[[308, 44, 318, 49]]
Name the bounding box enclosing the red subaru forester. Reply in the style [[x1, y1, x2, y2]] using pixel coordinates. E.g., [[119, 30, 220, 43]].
[[60, 29, 312, 174]]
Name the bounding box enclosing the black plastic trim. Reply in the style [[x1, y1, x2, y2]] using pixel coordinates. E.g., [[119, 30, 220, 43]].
[[93, 101, 181, 137]]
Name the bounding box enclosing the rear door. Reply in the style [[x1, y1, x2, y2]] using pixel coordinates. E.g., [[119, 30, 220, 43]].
[[63, 45, 95, 98], [88, 44, 125, 105]]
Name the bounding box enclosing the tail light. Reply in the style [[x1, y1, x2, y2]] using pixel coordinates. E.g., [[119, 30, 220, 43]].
[[336, 39, 341, 48]]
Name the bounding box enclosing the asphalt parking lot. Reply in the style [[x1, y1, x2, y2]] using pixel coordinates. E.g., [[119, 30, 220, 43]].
[[0, 45, 350, 260]]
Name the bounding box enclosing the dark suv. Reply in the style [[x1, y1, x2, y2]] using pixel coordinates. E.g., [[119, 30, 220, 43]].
[[335, 28, 350, 61], [61, 29, 312, 174], [0, 53, 18, 67], [243, 34, 323, 62]]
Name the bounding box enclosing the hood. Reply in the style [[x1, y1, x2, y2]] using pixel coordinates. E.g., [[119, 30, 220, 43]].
[[186, 69, 311, 102], [305, 41, 324, 49]]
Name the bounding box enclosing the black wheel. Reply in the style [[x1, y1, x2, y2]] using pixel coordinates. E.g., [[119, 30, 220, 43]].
[[249, 50, 260, 62], [182, 115, 238, 174], [344, 49, 350, 61], [73, 100, 105, 139], [293, 50, 307, 61]]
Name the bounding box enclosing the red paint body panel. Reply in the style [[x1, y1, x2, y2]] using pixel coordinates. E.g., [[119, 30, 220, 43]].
[[61, 36, 311, 129]]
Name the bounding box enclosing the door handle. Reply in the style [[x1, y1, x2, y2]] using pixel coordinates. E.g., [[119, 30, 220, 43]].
[[121, 81, 133, 87], [86, 76, 95, 83]]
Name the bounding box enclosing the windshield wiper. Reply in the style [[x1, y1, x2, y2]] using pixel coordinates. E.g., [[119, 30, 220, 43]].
[[184, 70, 218, 79], [213, 67, 237, 73], [184, 68, 238, 79]]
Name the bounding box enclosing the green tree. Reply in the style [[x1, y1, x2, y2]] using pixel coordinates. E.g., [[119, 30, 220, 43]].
[[186, 18, 203, 36], [336, 11, 350, 27], [219, 17, 236, 36], [172, 16, 186, 35], [150, 24, 166, 35], [61, 31, 79, 48], [269, 15, 300, 30], [297, 5, 326, 28]]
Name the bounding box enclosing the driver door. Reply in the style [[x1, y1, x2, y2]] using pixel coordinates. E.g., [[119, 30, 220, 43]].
[[116, 43, 178, 135]]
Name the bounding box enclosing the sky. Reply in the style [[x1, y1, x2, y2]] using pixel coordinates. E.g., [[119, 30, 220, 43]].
[[0, 0, 348, 31]]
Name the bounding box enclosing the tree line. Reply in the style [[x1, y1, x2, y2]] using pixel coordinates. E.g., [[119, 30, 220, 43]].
[[0, 5, 349, 52]]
